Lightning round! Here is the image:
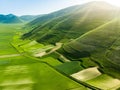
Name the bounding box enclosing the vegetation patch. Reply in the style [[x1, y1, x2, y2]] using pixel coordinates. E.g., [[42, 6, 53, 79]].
[[56, 61, 84, 75], [71, 67, 101, 81], [86, 74, 120, 90]]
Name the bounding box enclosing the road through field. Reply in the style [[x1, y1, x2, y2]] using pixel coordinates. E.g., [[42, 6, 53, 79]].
[[0, 54, 21, 58]]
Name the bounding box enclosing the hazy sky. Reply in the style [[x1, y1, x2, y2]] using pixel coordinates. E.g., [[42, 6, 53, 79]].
[[0, 0, 118, 16]]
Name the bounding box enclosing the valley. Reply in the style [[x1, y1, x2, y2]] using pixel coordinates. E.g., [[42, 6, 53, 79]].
[[0, 1, 120, 90], [0, 24, 87, 90], [0, 23, 118, 90]]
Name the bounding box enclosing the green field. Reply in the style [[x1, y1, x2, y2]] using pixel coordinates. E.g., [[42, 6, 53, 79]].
[[0, 24, 87, 90], [56, 61, 84, 75], [0, 24, 22, 55], [86, 74, 120, 90]]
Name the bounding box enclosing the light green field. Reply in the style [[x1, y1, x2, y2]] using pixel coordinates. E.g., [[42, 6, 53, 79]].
[[0, 58, 87, 90], [86, 74, 120, 90], [71, 67, 101, 81], [0, 24, 87, 90], [0, 24, 22, 55]]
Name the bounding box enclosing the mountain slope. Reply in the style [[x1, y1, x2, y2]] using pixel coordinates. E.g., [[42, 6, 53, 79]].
[[25, 5, 82, 29], [59, 18, 120, 79], [0, 14, 22, 23], [20, 15, 43, 22], [22, 1, 118, 44], [22, 1, 120, 78]]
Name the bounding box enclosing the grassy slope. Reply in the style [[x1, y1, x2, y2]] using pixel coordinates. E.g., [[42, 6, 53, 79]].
[[22, 1, 117, 44], [25, 5, 81, 29], [0, 24, 87, 90], [61, 18, 120, 79], [19, 15, 42, 22], [14, 1, 120, 89]]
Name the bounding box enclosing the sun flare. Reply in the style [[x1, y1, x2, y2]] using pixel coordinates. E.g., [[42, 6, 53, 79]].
[[72, 0, 120, 7], [98, 0, 120, 7]]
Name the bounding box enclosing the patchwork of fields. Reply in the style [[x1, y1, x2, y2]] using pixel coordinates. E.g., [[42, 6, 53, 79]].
[[0, 24, 120, 90], [0, 24, 87, 90], [14, 27, 120, 89]]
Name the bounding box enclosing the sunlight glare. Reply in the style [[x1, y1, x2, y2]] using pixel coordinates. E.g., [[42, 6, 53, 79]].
[[71, 0, 120, 7], [105, 0, 120, 7]]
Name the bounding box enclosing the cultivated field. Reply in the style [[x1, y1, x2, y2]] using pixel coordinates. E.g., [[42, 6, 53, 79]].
[[0, 24, 87, 90], [1, 24, 120, 90]]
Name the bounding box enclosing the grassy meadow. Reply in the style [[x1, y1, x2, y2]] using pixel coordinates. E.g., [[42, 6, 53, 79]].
[[0, 24, 87, 90]]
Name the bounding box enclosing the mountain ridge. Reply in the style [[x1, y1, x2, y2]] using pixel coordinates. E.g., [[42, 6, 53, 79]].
[[0, 14, 22, 23], [0, 14, 42, 23]]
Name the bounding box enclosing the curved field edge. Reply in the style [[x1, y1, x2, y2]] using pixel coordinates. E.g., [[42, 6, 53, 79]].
[[12, 34, 101, 90], [0, 24, 87, 90]]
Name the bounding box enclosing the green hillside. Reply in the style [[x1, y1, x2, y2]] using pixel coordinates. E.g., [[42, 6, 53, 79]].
[[21, 1, 120, 88], [25, 5, 81, 29], [22, 1, 118, 44], [60, 18, 120, 79], [1, 1, 120, 90]]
